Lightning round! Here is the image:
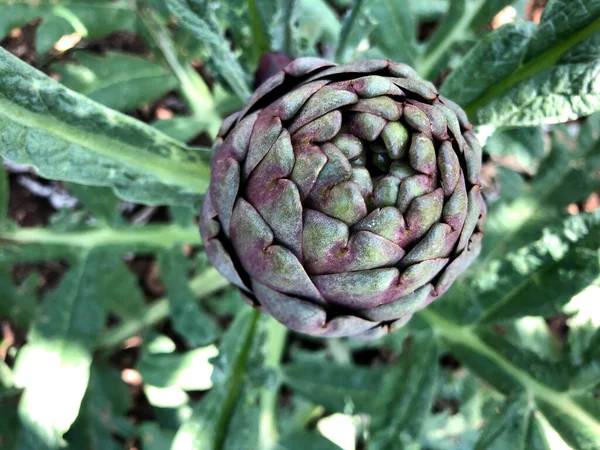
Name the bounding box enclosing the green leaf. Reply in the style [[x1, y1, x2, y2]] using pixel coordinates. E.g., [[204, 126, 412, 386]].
[[418, 0, 512, 80], [460, 2, 600, 126], [67, 183, 121, 226], [166, 0, 251, 102], [473, 394, 550, 450], [0, 47, 210, 206], [419, 308, 600, 448], [12, 249, 110, 450], [482, 115, 600, 262], [434, 210, 600, 326], [480, 210, 600, 324], [137, 345, 217, 390], [0, 162, 7, 232], [282, 360, 386, 414], [171, 308, 263, 450], [52, 51, 178, 112], [158, 246, 220, 346], [65, 366, 132, 450], [365, 0, 417, 65], [279, 431, 343, 450], [369, 335, 440, 449], [1, 223, 201, 264], [0, 403, 20, 450], [522, 0, 600, 64], [0, 0, 137, 54], [484, 126, 546, 174], [139, 422, 176, 450], [0, 267, 39, 329], [441, 22, 536, 108]]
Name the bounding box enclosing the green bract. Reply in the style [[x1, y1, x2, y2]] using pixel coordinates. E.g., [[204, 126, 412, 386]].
[[200, 58, 485, 338]]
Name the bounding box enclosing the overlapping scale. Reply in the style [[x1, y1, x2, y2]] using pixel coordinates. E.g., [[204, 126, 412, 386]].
[[200, 57, 485, 338]]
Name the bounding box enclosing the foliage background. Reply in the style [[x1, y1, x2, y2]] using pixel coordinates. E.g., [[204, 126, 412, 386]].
[[0, 0, 599, 449]]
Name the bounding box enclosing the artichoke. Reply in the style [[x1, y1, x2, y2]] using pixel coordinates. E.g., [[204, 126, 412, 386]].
[[200, 58, 485, 338]]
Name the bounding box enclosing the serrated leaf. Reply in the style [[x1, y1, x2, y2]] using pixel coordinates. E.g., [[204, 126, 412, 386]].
[[13, 249, 110, 450], [0, 0, 137, 54], [441, 22, 536, 108], [158, 246, 220, 346], [171, 308, 264, 450], [458, 1, 600, 126], [522, 0, 600, 64], [475, 211, 600, 324], [419, 308, 600, 449], [486, 119, 600, 258], [369, 335, 440, 449], [282, 360, 387, 414], [52, 51, 178, 112], [166, 0, 251, 101], [0, 47, 210, 206], [473, 394, 550, 450]]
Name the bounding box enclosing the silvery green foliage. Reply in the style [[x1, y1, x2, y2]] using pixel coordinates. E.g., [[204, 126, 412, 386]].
[[0, 0, 599, 449]]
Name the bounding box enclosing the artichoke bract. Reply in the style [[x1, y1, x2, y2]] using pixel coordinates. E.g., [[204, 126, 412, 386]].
[[200, 58, 485, 338]]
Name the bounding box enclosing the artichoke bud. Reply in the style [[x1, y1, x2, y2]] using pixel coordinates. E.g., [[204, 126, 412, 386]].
[[200, 58, 485, 338]]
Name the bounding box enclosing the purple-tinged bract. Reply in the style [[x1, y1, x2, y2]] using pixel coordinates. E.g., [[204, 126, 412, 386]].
[[200, 58, 485, 338]]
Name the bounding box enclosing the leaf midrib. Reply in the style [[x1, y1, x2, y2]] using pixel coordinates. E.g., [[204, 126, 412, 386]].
[[419, 308, 600, 435], [0, 94, 209, 194], [464, 15, 600, 117], [2, 224, 201, 249]]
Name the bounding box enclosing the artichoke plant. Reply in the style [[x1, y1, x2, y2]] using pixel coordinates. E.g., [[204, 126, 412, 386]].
[[201, 58, 485, 338]]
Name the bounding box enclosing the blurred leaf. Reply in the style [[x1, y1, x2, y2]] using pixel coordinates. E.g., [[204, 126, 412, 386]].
[[279, 430, 343, 450], [158, 246, 220, 346], [0, 162, 7, 232], [13, 249, 110, 450], [67, 183, 121, 226], [473, 394, 551, 450], [480, 117, 600, 261], [506, 317, 560, 361], [0, 47, 210, 206], [137, 345, 218, 390], [171, 308, 266, 450], [409, 0, 449, 20], [52, 51, 178, 112], [0, 0, 137, 54], [1, 223, 201, 264], [282, 360, 387, 414], [152, 116, 210, 143], [169, 204, 197, 228], [369, 335, 440, 449], [418, 0, 512, 79], [294, 0, 340, 57], [0, 403, 20, 450], [484, 127, 546, 174], [65, 366, 132, 450], [140, 422, 176, 450], [166, 0, 251, 101], [363, 0, 417, 65], [0, 267, 38, 329]]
